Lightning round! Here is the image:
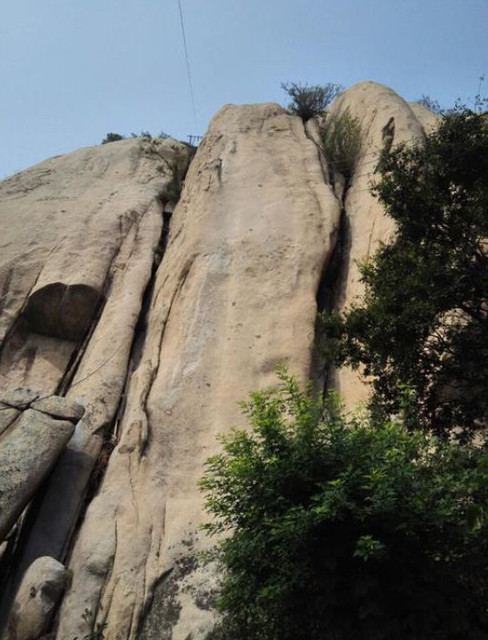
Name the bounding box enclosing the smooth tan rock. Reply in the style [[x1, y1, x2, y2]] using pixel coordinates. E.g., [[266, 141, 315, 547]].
[[409, 101, 440, 133], [0, 137, 189, 395], [31, 396, 85, 422], [0, 410, 74, 542], [56, 103, 341, 640], [3, 556, 67, 640]]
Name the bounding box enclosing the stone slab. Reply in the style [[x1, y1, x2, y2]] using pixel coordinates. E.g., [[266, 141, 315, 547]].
[[0, 410, 74, 542]]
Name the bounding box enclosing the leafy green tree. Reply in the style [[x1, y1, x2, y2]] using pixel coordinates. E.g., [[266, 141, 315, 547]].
[[201, 371, 488, 640], [321, 107, 488, 441], [281, 81, 343, 121]]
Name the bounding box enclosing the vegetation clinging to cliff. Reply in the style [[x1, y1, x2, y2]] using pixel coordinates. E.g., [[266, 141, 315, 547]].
[[201, 370, 488, 640], [281, 81, 343, 121], [319, 108, 362, 186], [320, 106, 488, 441], [281, 82, 362, 187]]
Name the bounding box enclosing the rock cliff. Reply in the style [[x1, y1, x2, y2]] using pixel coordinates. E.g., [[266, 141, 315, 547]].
[[0, 82, 436, 639]]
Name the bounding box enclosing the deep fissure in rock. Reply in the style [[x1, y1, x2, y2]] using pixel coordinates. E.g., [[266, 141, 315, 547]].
[[312, 207, 350, 394], [67, 195, 176, 540]]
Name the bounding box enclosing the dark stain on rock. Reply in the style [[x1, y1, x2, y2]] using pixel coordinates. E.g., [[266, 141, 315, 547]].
[[139, 547, 201, 640], [23, 283, 101, 341]]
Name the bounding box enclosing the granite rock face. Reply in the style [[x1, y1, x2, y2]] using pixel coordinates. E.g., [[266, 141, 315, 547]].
[[0, 84, 437, 639], [56, 101, 342, 640], [0, 136, 192, 630]]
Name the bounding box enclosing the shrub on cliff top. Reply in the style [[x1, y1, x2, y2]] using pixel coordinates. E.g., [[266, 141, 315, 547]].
[[201, 370, 488, 640], [281, 81, 343, 121], [101, 132, 125, 144]]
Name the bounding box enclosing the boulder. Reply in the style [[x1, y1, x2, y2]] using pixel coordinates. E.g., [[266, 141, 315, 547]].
[[30, 397, 85, 422], [3, 557, 67, 640], [0, 409, 74, 543]]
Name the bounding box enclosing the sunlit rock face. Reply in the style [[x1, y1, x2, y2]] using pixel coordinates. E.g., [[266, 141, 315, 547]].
[[0, 135, 191, 634], [0, 83, 436, 640]]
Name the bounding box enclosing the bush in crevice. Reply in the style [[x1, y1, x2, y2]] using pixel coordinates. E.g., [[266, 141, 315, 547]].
[[143, 138, 192, 205], [417, 95, 443, 115], [319, 108, 362, 187], [281, 81, 343, 121]]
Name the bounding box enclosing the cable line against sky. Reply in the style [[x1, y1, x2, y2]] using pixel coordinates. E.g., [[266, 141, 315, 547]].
[[177, 0, 199, 132]]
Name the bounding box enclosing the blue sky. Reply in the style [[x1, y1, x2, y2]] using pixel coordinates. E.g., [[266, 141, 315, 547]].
[[1, 0, 487, 178]]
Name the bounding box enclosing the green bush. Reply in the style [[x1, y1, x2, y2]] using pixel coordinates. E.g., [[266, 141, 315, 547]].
[[143, 138, 190, 204], [101, 132, 125, 144], [281, 81, 343, 121], [130, 130, 152, 139], [319, 108, 362, 186], [201, 370, 488, 640]]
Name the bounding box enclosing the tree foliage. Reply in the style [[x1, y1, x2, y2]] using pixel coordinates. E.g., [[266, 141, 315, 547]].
[[319, 108, 362, 186], [101, 132, 125, 144], [201, 371, 488, 640], [417, 94, 443, 114], [321, 107, 488, 441], [281, 81, 343, 121]]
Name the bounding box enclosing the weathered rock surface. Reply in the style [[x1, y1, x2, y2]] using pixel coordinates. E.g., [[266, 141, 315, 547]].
[[30, 396, 85, 421], [0, 409, 74, 542], [0, 83, 437, 639], [3, 556, 67, 640], [56, 103, 341, 640], [0, 136, 188, 394], [0, 136, 191, 629], [0, 406, 20, 438]]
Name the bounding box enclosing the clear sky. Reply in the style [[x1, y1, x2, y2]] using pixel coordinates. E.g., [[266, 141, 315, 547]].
[[1, 0, 487, 179]]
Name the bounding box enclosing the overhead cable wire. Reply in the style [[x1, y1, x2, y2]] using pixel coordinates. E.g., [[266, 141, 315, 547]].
[[177, 0, 199, 131]]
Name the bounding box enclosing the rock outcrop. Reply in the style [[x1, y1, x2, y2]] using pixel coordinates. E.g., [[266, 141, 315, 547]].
[[56, 101, 342, 640], [325, 83, 431, 407], [0, 401, 80, 543], [0, 136, 192, 631], [0, 83, 437, 639], [3, 557, 68, 640]]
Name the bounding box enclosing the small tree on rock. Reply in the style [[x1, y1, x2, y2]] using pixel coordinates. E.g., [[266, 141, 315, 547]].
[[101, 132, 125, 144], [281, 81, 343, 121]]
